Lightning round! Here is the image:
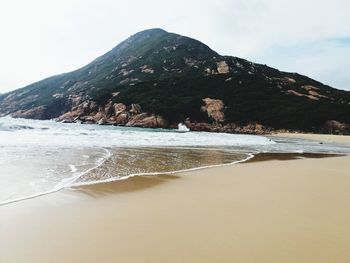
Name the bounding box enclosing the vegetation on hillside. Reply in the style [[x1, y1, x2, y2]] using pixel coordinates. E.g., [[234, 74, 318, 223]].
[[1, 28, 350, 133]]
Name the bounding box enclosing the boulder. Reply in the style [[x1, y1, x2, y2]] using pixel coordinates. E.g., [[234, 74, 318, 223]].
[[126, 113, 166, 128], [11, 106, 47, 119], [130, 104, 142, 114], [325, 120, 350, 134], [104, 101, 115, 117], [201, 98, 225, 123], [115, 112, 129, 125], [216, 61, 230, 74], [92, 110, 106, 122], [98, 118, 107, 125], [114, 103, 127, 116]]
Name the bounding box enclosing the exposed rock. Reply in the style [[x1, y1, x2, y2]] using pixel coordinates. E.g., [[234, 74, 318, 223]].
[[185, 121, 271, 134], [286, 90, 304, 97], [112, 92, 120, 98], [216, 61, 229, 74], [57, 109, 82, 122], [11, 106, 47, 120], [115, 112, 129, 125], [130, 104, 142, 114], [89, 101, 99, 112], [58, 99, 101, 122], [302, 85, 320, 91], [126, 113, 166, 128], [69, 95, 85, 108], [114, 103, 127, 116], [98, 118, 107, 125], [325, 120, 350, 134], [286, 90, 319, 100], [140, 65, 154, 74], [239, 123, 267, 134], [52, 93, 64, 99], [284, 77, 296, 83], [120, 78, 130, 85], [307, 95, 319, 101], [302, 86, 328, 99], [184, 57, 197, 67], [185, 121, 213, 132], [201, 98, 225, 123], [91, 111, 105, 122], [104, 101, 115, 117], [120, 69, 134, 76]]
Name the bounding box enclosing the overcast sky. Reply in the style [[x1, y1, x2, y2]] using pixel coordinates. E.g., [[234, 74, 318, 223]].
[[0, 0, 349, 93]]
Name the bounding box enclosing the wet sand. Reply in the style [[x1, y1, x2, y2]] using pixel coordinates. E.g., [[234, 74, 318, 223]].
[[0, 137, 350, 262]]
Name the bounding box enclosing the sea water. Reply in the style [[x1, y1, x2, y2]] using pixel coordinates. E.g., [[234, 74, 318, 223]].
[[0, 116, 349, 205]]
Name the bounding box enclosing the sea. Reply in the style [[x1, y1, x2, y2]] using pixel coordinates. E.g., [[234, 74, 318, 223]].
[[1, 116, 349, 206]]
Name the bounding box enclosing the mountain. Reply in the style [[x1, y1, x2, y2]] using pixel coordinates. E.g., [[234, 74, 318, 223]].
[[1, 28, 350, 134]]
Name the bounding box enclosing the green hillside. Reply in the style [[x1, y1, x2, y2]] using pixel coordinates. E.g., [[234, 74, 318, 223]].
[[1, 28, 350, 133]]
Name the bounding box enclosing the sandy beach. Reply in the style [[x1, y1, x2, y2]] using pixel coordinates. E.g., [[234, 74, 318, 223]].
[[1, 135, 350, 263], [274, 132, 350, 145]]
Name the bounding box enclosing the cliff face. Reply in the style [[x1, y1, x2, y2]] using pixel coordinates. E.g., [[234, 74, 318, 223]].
[[1, 28, 350, 134]]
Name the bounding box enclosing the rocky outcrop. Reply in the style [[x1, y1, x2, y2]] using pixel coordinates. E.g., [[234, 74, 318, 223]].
[[129, 104, 142, 115], [185, 120, 272, 135], [114, 112, 129, 125], [201, 98, 225, 123], [54, 96, 350, 135], [126, 113, 166, 128], [11, 106, 48, 119], [140, 65, 155, 74], [58, 100, 98, 122], [325, 120, 350, 135], [56, 99, 165, 128], [216, 61, 230, 74], [114, 103, 127, 116]]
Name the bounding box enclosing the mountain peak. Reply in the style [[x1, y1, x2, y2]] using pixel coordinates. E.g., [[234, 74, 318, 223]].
[[121, 28, 168, 47], [133, 28, 168, 36], [1, 29, 350, 133]]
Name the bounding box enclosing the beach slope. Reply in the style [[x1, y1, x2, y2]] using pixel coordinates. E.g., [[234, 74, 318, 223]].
[[0, 143, 350, 262]]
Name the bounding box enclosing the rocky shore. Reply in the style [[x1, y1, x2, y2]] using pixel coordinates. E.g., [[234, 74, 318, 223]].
[[51, 94, 350, 135], [54, 96, 276, 134]]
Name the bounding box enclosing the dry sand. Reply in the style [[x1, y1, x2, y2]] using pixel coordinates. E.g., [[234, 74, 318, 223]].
[[274, 132, 350, 145], [0, 135, 350, 263]]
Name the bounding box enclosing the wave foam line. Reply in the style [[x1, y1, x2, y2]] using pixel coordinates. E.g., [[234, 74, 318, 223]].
[[71, 152, 256, 187], [0, 148, 112, 207]]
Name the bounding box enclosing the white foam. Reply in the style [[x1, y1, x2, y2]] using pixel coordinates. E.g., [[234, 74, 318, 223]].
[[0, 148, 111, 206], [71, 153, 256, 187], [0, 117, 275, 148], [177, 123, 190, 132], [69, 164, 78, 173], [1, 117, 349, 206]]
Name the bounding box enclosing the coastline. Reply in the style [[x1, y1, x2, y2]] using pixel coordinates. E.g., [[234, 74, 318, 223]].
[[0, 135, 350, 262], [273, 132, 350, 145]]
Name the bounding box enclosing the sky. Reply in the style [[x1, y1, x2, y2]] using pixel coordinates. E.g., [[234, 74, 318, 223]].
[[0, 0, 349, 93]]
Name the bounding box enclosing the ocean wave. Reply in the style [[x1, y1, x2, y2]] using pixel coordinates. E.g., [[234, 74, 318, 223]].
[[0, 148, 111, 206], [0, 117, 349, 207], [0, 117, 275, 148], [71, 152, 256, 187]]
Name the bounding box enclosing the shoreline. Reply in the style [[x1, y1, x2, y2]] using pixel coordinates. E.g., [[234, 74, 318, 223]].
[[0, 134, 350, 262], [273, 132, 350, 145], [1, 151, 344, 207]]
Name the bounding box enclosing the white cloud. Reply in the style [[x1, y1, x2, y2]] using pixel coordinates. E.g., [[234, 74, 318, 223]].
[[0, 0, 349, 93]]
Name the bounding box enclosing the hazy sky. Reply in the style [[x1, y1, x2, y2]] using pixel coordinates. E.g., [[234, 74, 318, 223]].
[[0, 0, 349, 93]]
